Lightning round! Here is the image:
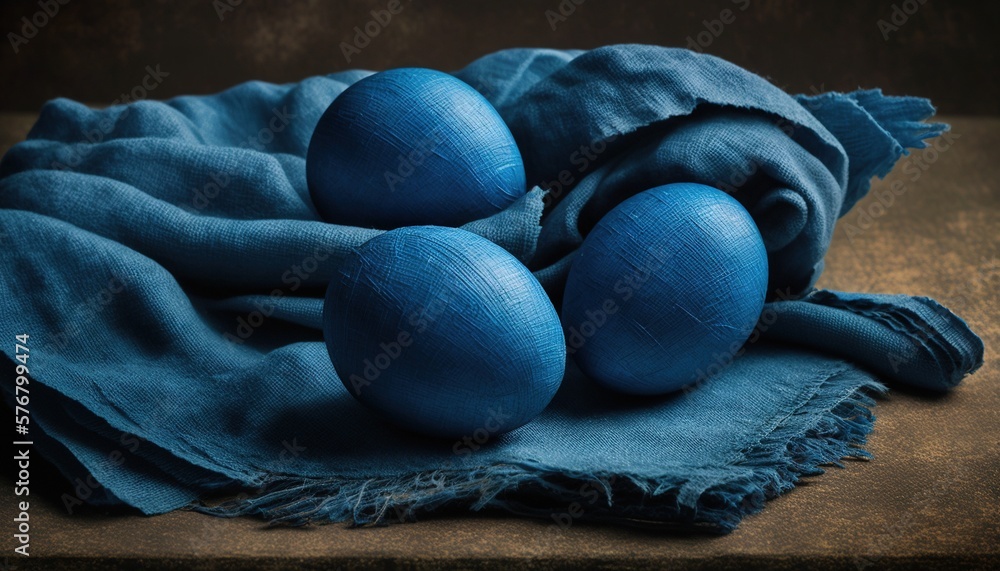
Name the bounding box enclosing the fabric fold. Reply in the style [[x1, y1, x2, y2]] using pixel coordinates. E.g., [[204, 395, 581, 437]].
[[462, 46, 947, 297], [0, 44, 983, 532], [761, 290, 984, 391]]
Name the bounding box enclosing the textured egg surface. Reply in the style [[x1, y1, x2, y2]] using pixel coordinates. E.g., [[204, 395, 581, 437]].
[[323, 226, 565, 438]]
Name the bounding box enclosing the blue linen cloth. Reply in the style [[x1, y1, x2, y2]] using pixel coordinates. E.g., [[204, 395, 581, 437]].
[[0, 45, 983, 532]]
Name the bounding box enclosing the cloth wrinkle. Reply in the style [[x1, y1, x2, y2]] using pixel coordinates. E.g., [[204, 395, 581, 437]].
[[0, 44, 983, 532]]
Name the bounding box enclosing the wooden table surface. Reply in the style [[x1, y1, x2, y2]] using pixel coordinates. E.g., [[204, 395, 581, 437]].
[[1, 114, 997, 570]]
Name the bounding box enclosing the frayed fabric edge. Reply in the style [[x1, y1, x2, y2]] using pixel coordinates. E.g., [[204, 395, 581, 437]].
[[193, 370, 886, 534]]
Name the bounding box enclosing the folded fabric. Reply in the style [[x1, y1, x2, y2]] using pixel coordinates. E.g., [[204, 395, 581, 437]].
[[0, 45, 983, 532]]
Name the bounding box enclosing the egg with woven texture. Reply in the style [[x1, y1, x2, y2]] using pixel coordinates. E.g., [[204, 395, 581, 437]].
[[561, 183, 768, 395], [323, 226, 565, 438], [307, 68, 526, 229]]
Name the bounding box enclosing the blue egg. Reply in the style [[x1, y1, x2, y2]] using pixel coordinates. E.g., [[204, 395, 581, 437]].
[[323, 226, 565, 438], [307, 68, 526, 229], [561, 183, 768, 395]]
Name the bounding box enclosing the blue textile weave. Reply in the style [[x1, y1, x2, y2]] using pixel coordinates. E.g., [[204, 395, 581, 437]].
[[0, 45, 983, 532]]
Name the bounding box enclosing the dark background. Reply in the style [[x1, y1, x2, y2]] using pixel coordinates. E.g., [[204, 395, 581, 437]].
[[1, 0, 997, 114]]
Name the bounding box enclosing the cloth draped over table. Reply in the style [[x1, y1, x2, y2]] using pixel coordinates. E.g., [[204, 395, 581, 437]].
[[0, 45, 983, 532]]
